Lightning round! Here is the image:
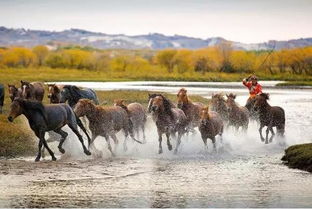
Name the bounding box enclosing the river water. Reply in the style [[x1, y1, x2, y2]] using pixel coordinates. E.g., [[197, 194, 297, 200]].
[[0, 81, 311, 208]]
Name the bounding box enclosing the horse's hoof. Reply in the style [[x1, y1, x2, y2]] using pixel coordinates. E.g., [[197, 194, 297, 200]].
[[174, 150, 178, 155], [52, 157, 57, 161], [261, 138, 265, 142], [265, 141, 269, 144], [158, 150, 163, 154], [84, 150, 91, 156], [168, 145, 173, 151], [35, 157, 40, 162], [58, 147, 65, 154]]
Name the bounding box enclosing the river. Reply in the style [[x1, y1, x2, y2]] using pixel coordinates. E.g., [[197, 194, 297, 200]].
[[0, 81, 311, 207]]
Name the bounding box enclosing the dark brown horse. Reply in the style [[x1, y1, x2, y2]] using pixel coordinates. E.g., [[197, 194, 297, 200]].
[[199, 107, 224, 150], [114, 99, 147, 143], [47, 84, 64, 104], [177, 88, 204, 132], [210, 93, 229, 122], [7, 98, 91, 161], [148, 94, 187, 154], [253, 93, 285, 144], [20, 80, 45, 101], [8, 84, 22, 102], [74, 99, 142, 156], [225, 93, 249, 131]]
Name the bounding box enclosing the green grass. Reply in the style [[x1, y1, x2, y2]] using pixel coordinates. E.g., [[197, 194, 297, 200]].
[[281, 143, 312, 172]]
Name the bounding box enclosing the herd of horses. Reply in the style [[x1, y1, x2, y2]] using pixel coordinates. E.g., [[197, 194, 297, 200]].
[[3, 81, 286, 162]]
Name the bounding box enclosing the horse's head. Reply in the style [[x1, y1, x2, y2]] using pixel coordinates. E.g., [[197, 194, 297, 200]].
[[150, 96, 165, 113], [211, 93, 226, 110], [8, 84, 18, 102], [74, 99, 94, 117], [20, 80, 32, 99], [59, 86, 71, 103], [48, 84, 61, 103], [7, 98, 24, 122], [200, 106, 210, 122], [147, 93, 161, 113], [177, 88, 188, 108], [254, 93, 269, 111], [225, 93, 236, 111]]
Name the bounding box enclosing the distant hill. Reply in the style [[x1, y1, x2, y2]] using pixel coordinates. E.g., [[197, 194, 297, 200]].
[[0, 26, 311, 50]]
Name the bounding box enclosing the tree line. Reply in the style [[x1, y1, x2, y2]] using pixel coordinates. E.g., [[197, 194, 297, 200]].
[[0, 43, 311, 75]]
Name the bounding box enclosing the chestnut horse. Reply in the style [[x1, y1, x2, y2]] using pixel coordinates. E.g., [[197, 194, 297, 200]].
[[20, 80, 45, 101], [148, 94, 187, 154], [114, 99, 147, 143], [47, 84, 64, 104], [8, 84, 22, 102], [7, 98, 91, 161], [225, 93, 249, 131], [199, 106, 224, 150], [254, 93, 285, 144], [74, 99, 142, 156], [210, 93, 229, 122], [177, 88, 204, 132]]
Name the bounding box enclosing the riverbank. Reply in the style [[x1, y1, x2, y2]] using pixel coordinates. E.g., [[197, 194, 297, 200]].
[[282, 143, 312, 172]]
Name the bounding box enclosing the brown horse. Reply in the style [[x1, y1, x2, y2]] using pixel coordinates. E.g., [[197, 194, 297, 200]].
[[47, 84, 64, 104], [254, 93, 285, 144], [148, 94, 187, 154], [7, 98, 91, 161], [8, 84, 22, 102], [114, 99, 147, 143], [210, 93, 229, 122], [225, 93, 249, 131], [74, 99, 142, 156], [199, 106, 224, 150], [20, 80, 45, 101], [177, 88, 204, 132]]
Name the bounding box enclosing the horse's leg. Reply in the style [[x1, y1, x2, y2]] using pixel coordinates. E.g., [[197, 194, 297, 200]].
[[38, 130, 56, 161], [123, 129, 129, 152], [158, 130, 163, 154], [142, 123, 146, 144], [174, 131, 183, 154], [269, 127, 275, 143], [166, 132, 172, 151], [110, 133, 119, 153], [202, 137, 208, 151], [54, 129, 68, 154], [35, 139, 43, 162], [211, 136, 217, 151], [265, 127, 270, 144], [259, 124, 265, 142], [102, 134, 115, 157], [68, 124, 91, 156]]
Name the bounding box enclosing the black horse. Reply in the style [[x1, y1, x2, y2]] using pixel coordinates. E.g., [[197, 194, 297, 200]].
[[0, 84, 4, 114], [8, 98, 92, 161], [60, 85, 99, 108]]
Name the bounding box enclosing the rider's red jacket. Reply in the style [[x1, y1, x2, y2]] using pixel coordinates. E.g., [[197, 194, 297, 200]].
[[243, 80, 262, 98]]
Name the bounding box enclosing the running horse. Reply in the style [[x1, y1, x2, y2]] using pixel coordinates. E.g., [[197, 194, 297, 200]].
[[114, 99, 147, 143], [210, 93, 229, 122], [148, 94, 187, 154], [8, 84, 22, 102], [47, 84, 64, 104], [74, 99, 143, 156], [225, 93, 249, 131], [253, 93, 285, 144], [7, 98, 91, 161], [59, 85, 99, 108], [176, 88, 204, 132], [20, 80, 45, 101]]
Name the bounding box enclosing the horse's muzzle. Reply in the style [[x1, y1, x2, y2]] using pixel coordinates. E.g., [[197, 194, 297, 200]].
[[7, 116, 14, 122], [177, 103, 183, 109], [47, 94, 51, 98], [151, 106, 158, 112]]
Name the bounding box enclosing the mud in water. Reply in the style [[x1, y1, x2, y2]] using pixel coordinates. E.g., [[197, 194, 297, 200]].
[[0, 82, 311, 208]]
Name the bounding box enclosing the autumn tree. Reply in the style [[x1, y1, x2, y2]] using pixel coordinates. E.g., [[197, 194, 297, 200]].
[[32, 45, 49, 66], [217, 41, 234, 73], [155, 49, 177, 73]]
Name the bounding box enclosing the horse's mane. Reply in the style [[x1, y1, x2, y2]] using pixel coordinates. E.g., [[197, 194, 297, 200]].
[[260, 93, 269, 100], [158, 94, 175, 119], [63, 85, 83, 102], [17, 98, 48, 124], [212, 93, 225, 101]]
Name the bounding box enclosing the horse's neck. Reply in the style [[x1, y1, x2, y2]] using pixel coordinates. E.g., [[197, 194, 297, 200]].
[[85, 105, 105, 122]]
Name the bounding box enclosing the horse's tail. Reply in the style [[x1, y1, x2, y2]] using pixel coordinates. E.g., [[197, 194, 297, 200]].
[[76, 115, 92, 147]]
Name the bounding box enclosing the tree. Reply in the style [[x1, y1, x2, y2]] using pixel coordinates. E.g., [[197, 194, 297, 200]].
[[173, 49, 192, 74], [33, 45, 49, 66], [155, 49, 177, 73], [217, 41, 234, 73], [2, 47, 35, 67]]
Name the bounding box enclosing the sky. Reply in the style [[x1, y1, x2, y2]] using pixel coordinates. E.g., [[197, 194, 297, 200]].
[[0, 0, 311, 43]]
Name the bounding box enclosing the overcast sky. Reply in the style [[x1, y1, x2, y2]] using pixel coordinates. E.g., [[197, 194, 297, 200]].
[[0, 0, 311, 43]]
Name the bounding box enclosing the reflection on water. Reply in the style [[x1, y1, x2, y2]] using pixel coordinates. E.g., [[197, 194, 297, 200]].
[[0, 81, 312, 208]]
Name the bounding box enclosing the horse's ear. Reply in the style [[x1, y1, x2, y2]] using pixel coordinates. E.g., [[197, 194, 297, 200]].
[[226, 94, 229, 98]]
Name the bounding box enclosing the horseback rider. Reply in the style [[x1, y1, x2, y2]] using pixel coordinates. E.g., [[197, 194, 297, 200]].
[[243, 74, 262, 110]]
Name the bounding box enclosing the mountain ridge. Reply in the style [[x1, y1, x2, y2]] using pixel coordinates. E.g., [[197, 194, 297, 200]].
[[0, 26, 311, 50]]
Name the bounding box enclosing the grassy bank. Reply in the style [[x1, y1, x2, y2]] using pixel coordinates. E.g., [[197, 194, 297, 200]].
[[0, 89, 209, 157], [281, 143, 312, 172]]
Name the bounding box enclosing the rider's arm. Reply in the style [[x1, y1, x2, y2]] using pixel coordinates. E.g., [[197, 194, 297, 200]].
[[242, 77, 251, 87]]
